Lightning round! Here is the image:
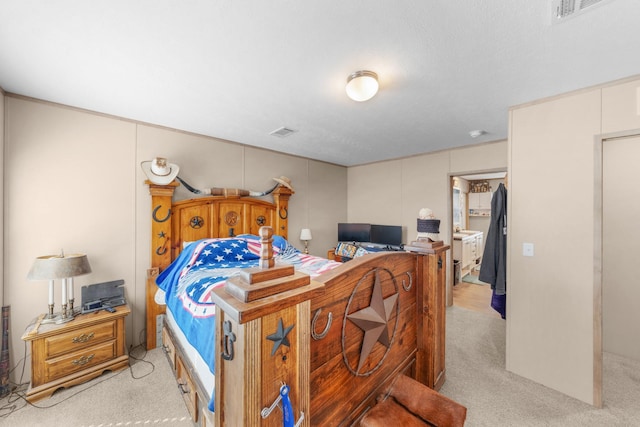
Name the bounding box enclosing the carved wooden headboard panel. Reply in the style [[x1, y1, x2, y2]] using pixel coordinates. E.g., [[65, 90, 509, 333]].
[[147, 181, 293, 271], [170, 196, 285, 261]]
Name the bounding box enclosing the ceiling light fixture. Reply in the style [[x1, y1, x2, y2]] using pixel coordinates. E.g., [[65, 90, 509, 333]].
[[345, 70, 379, 102]]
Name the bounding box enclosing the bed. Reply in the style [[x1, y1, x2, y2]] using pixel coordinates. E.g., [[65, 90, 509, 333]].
[[144, 180, 449, 426]]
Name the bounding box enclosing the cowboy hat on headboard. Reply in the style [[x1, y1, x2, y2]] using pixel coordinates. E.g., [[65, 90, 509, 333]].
[[141, 157, 180, 185]]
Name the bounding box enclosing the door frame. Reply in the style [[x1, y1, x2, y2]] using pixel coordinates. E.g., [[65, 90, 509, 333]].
[[447, 168, 507, 306], [593, 128, 640, 407]]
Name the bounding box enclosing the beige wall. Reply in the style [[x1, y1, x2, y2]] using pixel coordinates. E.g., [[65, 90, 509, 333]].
[[508, 75, 640, 405], [347, 140, 508, 301], [6, 97, 138, 376], [5, 96, 346, 381], [509, 88, 601, 405]]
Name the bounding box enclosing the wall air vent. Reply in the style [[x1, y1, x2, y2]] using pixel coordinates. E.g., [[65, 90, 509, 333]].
[[551, 0, 615, 24], [269, 127, 297, 138]]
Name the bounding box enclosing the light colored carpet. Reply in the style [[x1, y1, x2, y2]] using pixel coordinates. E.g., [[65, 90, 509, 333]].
[[0, 346, 191, 426], [440, 305, 640, 426], [1, 308, 638, 426]]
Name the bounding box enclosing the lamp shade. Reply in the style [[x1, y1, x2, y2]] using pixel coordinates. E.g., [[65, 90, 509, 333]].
[[27, 254, 92, 280], [345, 70, 379, 102], [299, 229, 312, 241]]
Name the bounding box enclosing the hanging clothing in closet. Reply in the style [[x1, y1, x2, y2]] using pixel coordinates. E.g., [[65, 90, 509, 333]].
[[479, 182, 507, 319]]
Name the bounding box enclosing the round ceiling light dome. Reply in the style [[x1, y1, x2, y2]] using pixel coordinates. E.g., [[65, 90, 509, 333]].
[[345, 70, 379, 102]]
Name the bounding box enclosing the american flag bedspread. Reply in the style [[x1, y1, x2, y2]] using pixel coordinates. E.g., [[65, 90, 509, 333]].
[[155, 234, 341, 410]]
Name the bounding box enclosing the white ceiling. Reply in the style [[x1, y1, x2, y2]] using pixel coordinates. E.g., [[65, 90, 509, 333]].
[[1, 1, 640, 167]]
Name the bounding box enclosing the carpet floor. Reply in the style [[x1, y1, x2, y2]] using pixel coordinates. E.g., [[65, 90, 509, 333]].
[[1, 308, 638, 426], [440, 305, 640, 426], [0, 346, 191, 426]]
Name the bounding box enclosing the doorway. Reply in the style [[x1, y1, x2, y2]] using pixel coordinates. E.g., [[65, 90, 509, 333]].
[[449, 171, 506, 317], [597, 133, 640, 406]]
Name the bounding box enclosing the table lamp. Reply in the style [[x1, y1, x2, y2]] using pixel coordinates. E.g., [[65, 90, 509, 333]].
[[27, 251, 92, 324], [300, 228, 312, 254]]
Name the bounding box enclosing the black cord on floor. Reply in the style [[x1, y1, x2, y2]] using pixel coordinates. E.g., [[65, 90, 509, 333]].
[[0, 328, 157, 416], [0, 341, 30, 417], [128, 343, 155, 380]]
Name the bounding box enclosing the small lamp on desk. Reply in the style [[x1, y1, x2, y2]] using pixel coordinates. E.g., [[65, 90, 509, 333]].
[[299, 228, 312, 254], [27, 251, 92, 324]]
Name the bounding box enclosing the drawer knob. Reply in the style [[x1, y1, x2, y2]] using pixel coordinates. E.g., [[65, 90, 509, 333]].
[[72, 354, 95, 366], [72, 332, 95, 343]]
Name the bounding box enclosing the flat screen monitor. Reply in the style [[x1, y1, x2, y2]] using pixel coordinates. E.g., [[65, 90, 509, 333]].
[[370, 224, 402, 246], [337, 223, 371, 243]]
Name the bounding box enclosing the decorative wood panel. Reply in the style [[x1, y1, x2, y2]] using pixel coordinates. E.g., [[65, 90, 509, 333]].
[[219, 202, 246, 238], [249, 204, 273, 236], [175, 204, 211, 247]]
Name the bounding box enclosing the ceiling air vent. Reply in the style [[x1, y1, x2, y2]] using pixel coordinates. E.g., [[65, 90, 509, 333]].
[[269, 127, 297, 138], [551, 0, 615, 23]]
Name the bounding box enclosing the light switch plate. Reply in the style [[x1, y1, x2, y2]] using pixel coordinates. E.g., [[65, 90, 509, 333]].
[[523, 243, 534, 257]]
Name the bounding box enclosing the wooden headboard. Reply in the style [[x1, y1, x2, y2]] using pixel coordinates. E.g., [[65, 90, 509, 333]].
[[145, 180, 294, 349]]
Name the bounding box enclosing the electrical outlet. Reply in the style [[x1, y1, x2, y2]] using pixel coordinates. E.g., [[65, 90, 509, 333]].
[[523, 243, 534, 257]]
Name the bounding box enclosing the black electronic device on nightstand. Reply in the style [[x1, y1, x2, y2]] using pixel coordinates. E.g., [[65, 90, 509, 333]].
[[81, 279, 126, 313]]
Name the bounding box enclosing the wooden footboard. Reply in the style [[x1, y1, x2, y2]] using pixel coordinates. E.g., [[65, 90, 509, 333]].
[[307, 249, 447, 426], [209, 245, 447, 427], [155, 246, 447, 427]]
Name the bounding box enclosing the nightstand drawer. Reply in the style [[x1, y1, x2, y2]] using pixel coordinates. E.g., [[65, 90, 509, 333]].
[[45, 340, 116, 382], [45, 320, 116, 358]]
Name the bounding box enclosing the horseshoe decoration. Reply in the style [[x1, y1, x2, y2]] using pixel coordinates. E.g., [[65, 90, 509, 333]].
[[222, 320, 236, 361], [311, 309, 332, 340], [155, 231, 168, 256], [279, 206, 288, 220], [402, 271, 413, 291], [152, 205, 171, 223]]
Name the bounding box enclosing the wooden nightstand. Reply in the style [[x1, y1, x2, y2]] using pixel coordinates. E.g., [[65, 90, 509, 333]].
[[21, 304, 130, 402]]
